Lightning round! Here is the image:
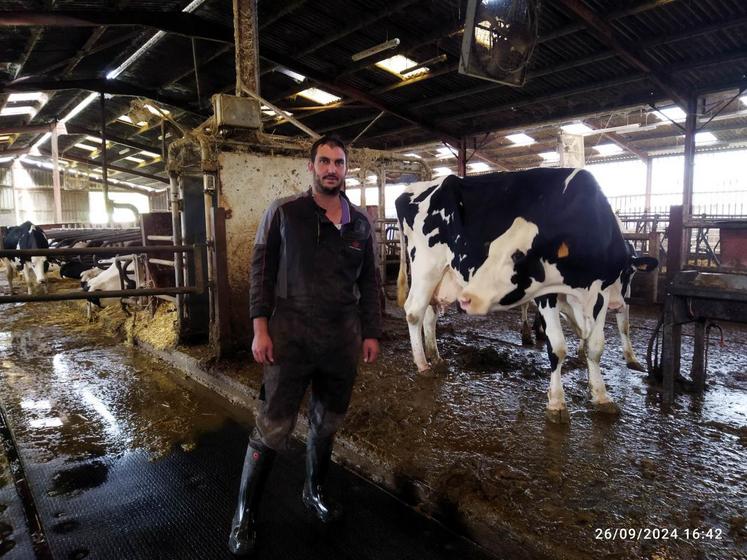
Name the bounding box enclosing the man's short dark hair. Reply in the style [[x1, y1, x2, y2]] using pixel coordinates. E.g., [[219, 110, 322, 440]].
[[310, 135, 348, 162]]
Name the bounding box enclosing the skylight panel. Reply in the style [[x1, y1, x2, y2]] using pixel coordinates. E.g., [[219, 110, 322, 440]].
[[0, 106, 38, 117], [467, 162, 491, 172], [436, 146, 456, 159], [74, 143, 98, 152], [433, 166, 452, 176], [8, 92, 47, 103], [560, 122, 594, 135], [125, 156, 145, 163], [593, 144, 623, 156], [695, 132, 717, 145], [506, 133, 535, 146], [375, 55, 429, 79], [539, 151, 560, 162], [653, 106, 686, 122], [345, 177, 361, 186], [297, 88, 341, 105]]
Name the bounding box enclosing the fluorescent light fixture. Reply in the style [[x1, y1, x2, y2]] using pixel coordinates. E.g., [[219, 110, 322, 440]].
[[0, 105, 37, 116], [85, 135, 102, 144], [506, 133, 535, 146], [593, 143, 624, 156], [436, 146, 456, 159], [139, 150, 160, 158], [467, 162, 491, 172], [695, 132, 718, 145], [345, 177, 361, 186], [403, 152, 422, 159], [0, 156, 15, 163], [297, 88, 341, 105], [433, 166, 452, 176], [61, 92, 97, 124], [8, 92, 47, 103], [351, 38, 400, 62], [74, 143, 98, 152], [539, 151, 560, 162], [741, 96, 747, 106], [277, 67, 306, 83], [653, 106, 687, 122], [125, 155, 145, 163], [561, 122, 594, 135], [376, 55, 428, 79], [0, 135, 10, 141]]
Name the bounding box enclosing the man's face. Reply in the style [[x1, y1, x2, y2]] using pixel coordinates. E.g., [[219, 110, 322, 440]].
[[309, 143, 347, 196]]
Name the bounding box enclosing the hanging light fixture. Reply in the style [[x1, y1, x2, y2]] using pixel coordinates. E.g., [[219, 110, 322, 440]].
[[351, 38, 400, 62]]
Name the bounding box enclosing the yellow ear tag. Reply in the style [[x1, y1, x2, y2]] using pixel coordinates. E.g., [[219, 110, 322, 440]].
[[557, 241, 569, 259]]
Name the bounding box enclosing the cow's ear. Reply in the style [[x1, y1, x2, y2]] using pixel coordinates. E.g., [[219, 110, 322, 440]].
[[633, 256, 658, 272]]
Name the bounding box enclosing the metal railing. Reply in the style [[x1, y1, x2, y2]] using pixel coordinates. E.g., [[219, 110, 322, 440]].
[[0, 244, 205, 304]]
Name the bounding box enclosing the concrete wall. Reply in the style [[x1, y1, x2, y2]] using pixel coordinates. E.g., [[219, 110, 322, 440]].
[[218, 151, 308, 344]]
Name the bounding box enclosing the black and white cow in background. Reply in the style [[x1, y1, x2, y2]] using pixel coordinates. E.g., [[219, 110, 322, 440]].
[[395, 169, 657, 422], [82, 255, 145, 310], [2, 221, 50, 294]]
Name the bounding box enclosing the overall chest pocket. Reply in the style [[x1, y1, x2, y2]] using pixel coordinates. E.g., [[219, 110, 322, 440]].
[[340, 221, 369, 265]]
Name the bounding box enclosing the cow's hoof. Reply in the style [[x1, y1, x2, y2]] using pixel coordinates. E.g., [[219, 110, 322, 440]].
[[430, 359, 449, 375], [546, 407, 570, 424], [594, 401, 620, 415], [626, 361, 645, 372]]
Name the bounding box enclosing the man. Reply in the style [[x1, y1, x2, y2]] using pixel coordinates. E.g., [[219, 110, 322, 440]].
[[228, 135, 382, 556]]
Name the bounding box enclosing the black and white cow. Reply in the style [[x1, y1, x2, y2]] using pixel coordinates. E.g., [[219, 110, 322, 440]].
[[395, 169, 657, 422], [82, 255, 144, 308], [2, 221, 50, 294]]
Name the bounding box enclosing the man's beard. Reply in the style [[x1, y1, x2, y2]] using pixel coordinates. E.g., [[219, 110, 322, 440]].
[[314, 174, 343, 196]]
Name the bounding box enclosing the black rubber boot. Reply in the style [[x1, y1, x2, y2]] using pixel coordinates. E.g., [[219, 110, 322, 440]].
[[302, 435, 342, 523], [228, 442, 276, 556]]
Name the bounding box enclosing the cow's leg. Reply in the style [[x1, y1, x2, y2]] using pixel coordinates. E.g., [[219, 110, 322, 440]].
[[520, 303, 533, 346], [22, 264, 35, 295], [423, 304, 442, 364], [536, 296, 569, 423], [615, 305, 644, 371], [586, 294, 619, 415], [2, 259, 14, 292], [532, 309, 546, 343], [403, 275, 441, 372]]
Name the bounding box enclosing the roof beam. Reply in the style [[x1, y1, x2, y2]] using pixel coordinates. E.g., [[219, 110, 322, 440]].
[[2, 78, 202, 116], [0, 11, 233, 43], [556, 0, 689, 109], [260, 51, 460, 146], [41, 150, 168, 184], [65, 124, 160, 154]]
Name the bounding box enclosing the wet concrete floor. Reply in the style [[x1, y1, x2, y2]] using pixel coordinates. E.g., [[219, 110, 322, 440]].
[[1, 275, 746, 560], [0, 300, 495, 560], [201, 295, 747, 560]]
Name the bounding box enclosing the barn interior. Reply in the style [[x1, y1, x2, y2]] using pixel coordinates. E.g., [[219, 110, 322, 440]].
[[0, 1, 746, 559]]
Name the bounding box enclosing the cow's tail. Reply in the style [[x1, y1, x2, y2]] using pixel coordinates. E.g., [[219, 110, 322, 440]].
[[396, 223, 409, 308]]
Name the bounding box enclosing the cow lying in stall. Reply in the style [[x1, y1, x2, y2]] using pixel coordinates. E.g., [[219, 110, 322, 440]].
[[1, 221, 50, 294], [395, 169, 657, 422]]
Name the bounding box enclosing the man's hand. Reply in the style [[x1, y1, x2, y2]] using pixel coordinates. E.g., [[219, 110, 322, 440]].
[[252, 317, 274, 364], [362, 338, 380, 364]]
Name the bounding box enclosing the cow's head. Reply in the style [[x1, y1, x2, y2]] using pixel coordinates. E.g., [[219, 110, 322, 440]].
[[459, 217, 541, 314]]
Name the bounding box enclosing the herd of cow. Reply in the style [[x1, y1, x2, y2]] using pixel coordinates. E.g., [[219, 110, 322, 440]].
[[1, 221, 144, 307]]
